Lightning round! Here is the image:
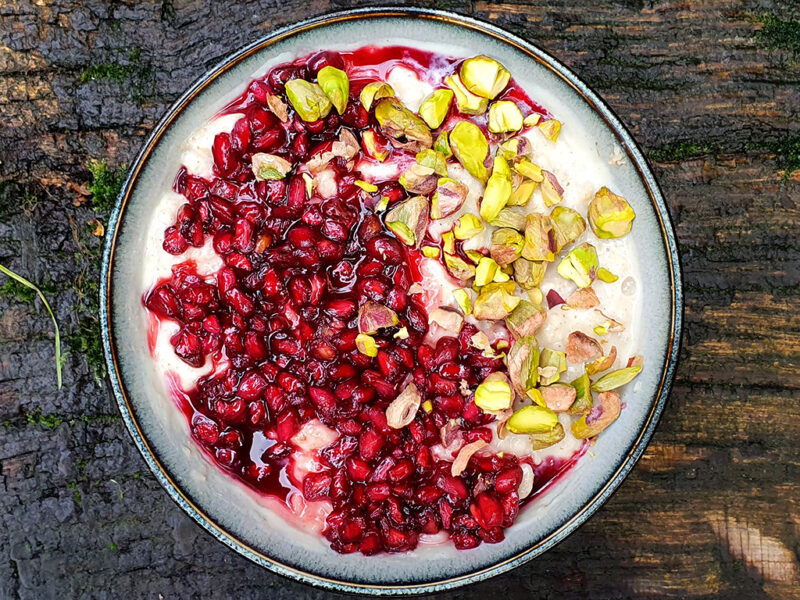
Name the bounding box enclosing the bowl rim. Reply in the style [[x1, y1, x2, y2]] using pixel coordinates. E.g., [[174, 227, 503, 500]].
[[101, 6, 683, 595]]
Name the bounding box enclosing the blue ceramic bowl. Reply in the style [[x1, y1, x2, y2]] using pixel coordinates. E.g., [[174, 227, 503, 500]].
[[101, 7, 682, 595]]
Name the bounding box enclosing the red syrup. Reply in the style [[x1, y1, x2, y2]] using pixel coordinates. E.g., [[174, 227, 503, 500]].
[[143, 45, 579, 555]]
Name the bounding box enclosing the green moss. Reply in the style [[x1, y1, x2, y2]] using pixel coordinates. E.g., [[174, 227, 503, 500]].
[[1, 278, 37, 305], [648, 141, 718, 162], [754, 133, 800, 181], [69, 315, 106, 385], [81, 49, 153, 105], [86, 160, 126, 217], [756, 14, 800, 59], [26, 409, 63, 428], [109, 540, 118, 551]]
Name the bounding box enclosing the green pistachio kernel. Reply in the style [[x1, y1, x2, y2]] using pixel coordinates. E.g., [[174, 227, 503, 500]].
[[465, 250, 485, 264], [449, 121, 489, 181], [355, 333, 378, 357], [454, 213, 484, 240], [472, 281, 520, 320], [490, 228, 524, 266], [474, 256, 500, 287], [361, 129, 389, 161], [416, 149, 448, 176], [474, 372, 513, 411], [434, 131, 452, 157], [459, 55, 511, 99], [507, 334, 539, 396], [540, 170, 564, 207], [431, 177, 468, 219], [285, 79, 333, 122], [569, 372, 593, 415], [493, 269, 510, 283], [513, 258, 547, 290], [527, 287, 544, 306], [572, 391, 621, 438], [358, 300, 399, 335], [596, 267, 619, 283], [505, 299, 546, 338], [452, 288, 472, 315], [421, 245, 441, 259], [399, 163, 437, 194], [506, 405, 558, 434], [252, 153, 293, 180], [374, 196, 389, 212], [386, 221, 415, 246], [490, 207, 527, 230], [529, 422, 566, 449], [514, 158, 544, 182], [522, 213, 556, 262], [302, 173, 314, 196], [374, 98, 433, 151], [442, 231, 455, 254], [355, 180, 378, 193], [539, 348, 566, 386], [317, 66, 349, 114], [480, 156, 512, 222], [444, 74, 489, 115], [523, 113, 541, 127], [393, 326, 409, 340], [488, 101, 524, 133], [360, 81, 395, 111], [551, 206, 587, 252], [444, 253, 476, 281], [385, 196, 430, 249], [508, 177, 536, 207], [591, 366, 642, 392], [557, 242, 599, 288], [588, 186, 636, 239], [537, 119, 562, 142], [418, 88, 454, 129]]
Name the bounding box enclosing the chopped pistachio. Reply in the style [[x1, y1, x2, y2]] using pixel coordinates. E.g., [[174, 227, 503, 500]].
[[596, 267, 619, 283], [514, 158, 544, 182], [317, 66, 349, 114], [505, 299, 546, 338], [523, 113, 541, 127], [488, 101, 524, 133], [374, 196, 389, 212], [356, 333, 378, 357], [526, 387, 546, 407], [472, 281, 520, 320], [454, 213, 484, 240], [358, 300, 399, 334], [539, 348, 566, 386], [360, 81, 394, 111], [285, 79, 333, 122], [522, 213, 556, 262], [493, 269, 510, 283], [385, 382, 422, 429], [540, 170, 564, 207], [429, 307, 464, 333], [444, 73, 489, 115], [442, 231, 455, 254], [449, 121, 489, 181], [459, 55, 511, 99], [470, 331, 497, 357], [465, 249, 485, 264], [592, 366, 642, 392], [527, 287, 544, 305], [452, 288, 472, 315], [514, 258, 546, 290], [537, 119, 562, 142], [490, 207, 527, 230], [474, 372, 513, 411], [557, 243, 599, 288], [569, 372, 593, 415], [566, 287, 600, 309], [399, 162, 438, 194], [431, 177, 469, 219], [565, 331, 603, 364], [355, 180, 378, 193], [385, 196, 429, 248], [480, 155, 512, 222], [361, 129, 390, 161], [507, 335, 539, 396], [252, 153, 293, 180], [374, 98, 433, 152], [301, 172, 314, 196], [572, 391, 621, 438], [588, 187, 636, 239], [530, 422, 566, 449], [418, 88, 454, 128], [506, 405, 558, 434], [474, 256, 500, 287], [444, 253, 475, 280], [586, 346, 617, 375], [393, 326, 409, 340], [551, 206, 587, 252], [422, 399, 433, 413], [434, 131, 452, 157], [416, 149, 448, 176], [421, 245, 440, 259], [594, 309, 625, 334], [540, 383, 577, 412], [508, 177, 536, 207], [490, 228, 524, 266]]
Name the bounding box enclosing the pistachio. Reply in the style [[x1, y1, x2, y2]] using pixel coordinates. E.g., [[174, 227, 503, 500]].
[[360, 81, 395, 111], [444, 253, 476, 280], [422, 400, 433, 413], [459, 55, 511, 99], [452, 288, 472, 315], [473, 281, 520, 320], [540, 170, 564, 207], [594, 309, 625, 334], [586, 346, 617, 375], [444, 74, 488, 115], [453, 213, 484, 240], [538, 348, 566, 386], [506, 405, 558, 434], [332, 128, 360, 162], [566, 331, 603, 364], [374, 195, 389, 212], [527, 287, 544, 305], [480, 156, 513, 222], [470, 331, 496, 357], [568, 372, 593, 415], [356, 333, 378, 357], [428, 307, 464, 333], [317, 66, 349, 114], [588, 186, 636, 239], [251, 153, 293, 181], [355, 180, 378, 193], [431, 177, 469, 219], [488, 101, 524, 133], [537, 119, 562, 142], [474, 256, 500, 287], [507, 335, 539, 395], [416, 149, 448, 176], [526, 387, 546, 407], [358, 300, 399, 335], [557, 243, 599, 288], [434, 131, 452, 157], [509, 177, 536, 207], [361, 129, 390, 161], [442, 231, 455, 254], [265, 92, 289, 122], [418, 88, 454, 128], [474, 372, 513, 411], [393, 326, 409, 340], [505, 299, 546, 338], [523, 113, 541, 127], [513, 258, 547, 290], [566, 287, 600, 309], [385, 196, 429, 248], [490, 207, 527, 230], [421, 245, 440, 259], [449, 121, 489, 181], [399, 162, 438, 194], [302, 173, 314, 196], [596, 267, 619, 283], [493, 269, 510, 283], [514, 158, 544, 182], [440, 418, 463, 448], [374, 98, 433, 152], [592, 366, 642, 392], [530, 422, 566, 450], [551, 206, 587, 252], [540, 383, 577, 412], [385, 383, 421, 429], [522, 213, 556, 262], [489, 228, 524, 266], [465, 250, 485, 264], [628, 355, 644, 369], [285, 79, 333, 122], [451, 439, 488, 477], [572, 391, 621, 438]]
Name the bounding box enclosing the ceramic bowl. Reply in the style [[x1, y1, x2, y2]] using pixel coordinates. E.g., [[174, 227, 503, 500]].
[[101, 7, 682, 595]]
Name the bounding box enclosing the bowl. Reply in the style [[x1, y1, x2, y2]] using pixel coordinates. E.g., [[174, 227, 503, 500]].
[[101, 7, 682, 595]]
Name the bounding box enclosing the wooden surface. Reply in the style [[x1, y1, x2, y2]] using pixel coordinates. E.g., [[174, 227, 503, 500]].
[[1, 1, 799, 598]]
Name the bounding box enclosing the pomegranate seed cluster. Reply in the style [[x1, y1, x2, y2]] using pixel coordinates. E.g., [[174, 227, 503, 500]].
[[144, 50, 532, 555]]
